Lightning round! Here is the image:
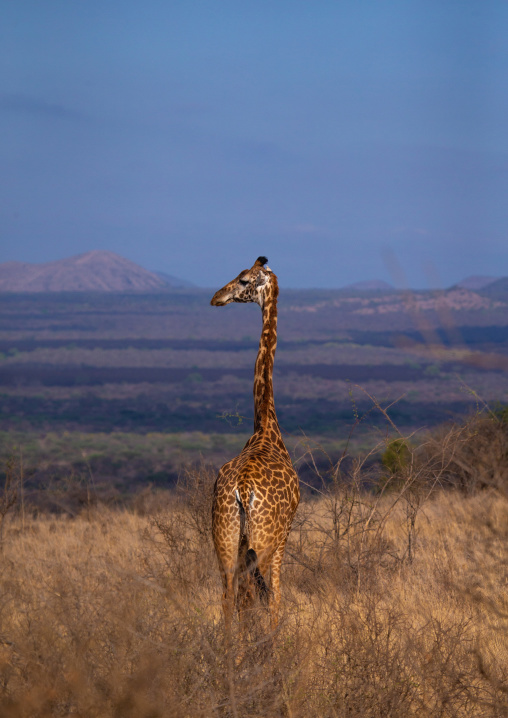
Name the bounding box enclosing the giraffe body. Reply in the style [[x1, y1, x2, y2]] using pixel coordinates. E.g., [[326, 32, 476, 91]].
[[210, 257, 300, 630]]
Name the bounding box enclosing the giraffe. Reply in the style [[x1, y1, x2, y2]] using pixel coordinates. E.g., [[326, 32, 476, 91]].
[[210, 256, 300, 633]]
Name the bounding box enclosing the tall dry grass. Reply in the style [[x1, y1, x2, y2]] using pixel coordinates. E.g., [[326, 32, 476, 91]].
[[0, 413, 507, 717]]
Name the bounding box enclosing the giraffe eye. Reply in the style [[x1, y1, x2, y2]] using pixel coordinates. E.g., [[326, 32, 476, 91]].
[[239, 279, 249, 286]]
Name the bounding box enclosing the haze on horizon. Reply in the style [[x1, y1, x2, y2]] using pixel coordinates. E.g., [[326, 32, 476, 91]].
[[1, 1, 507, 289]]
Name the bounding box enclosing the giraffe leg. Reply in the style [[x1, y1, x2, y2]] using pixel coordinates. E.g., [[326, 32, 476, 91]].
[[220, 569, 240, 718], [236, 569, 253, 639], [268, 538, 287, 631], [222, 569, 235, 638]]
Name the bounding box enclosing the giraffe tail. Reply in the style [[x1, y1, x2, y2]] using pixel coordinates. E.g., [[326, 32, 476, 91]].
[[245, 548, 270, 605], [236, 490, 270, 605]]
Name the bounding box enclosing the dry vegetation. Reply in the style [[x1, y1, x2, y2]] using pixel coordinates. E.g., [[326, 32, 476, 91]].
[[0, 413, 507, 717], [2, 291, 508, 439]]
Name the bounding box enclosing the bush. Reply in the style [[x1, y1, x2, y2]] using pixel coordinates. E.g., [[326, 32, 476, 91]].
[[0, 415, 507, 715], [381, 438, 411, 475], [415, 412, 508, 494]]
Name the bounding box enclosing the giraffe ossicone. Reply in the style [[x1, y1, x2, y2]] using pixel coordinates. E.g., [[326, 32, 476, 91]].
[[210, 256, 300, 633]]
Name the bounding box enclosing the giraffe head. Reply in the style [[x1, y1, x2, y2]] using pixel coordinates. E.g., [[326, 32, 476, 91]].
[[210, 257, 276, 308]]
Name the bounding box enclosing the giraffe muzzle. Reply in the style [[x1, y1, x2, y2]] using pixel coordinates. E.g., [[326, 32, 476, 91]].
[[210, 290, 231, 306]]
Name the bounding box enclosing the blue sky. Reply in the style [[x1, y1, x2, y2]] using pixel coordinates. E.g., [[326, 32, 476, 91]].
[[1, 1, 507, 288]]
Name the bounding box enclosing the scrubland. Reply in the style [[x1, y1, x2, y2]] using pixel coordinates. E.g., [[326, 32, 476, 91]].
[[2, 290, 508, 440], [0, 413, 507, 717]]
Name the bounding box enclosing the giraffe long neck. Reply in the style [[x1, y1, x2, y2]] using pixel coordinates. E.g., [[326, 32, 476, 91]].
[[253, 277, 279, 434]]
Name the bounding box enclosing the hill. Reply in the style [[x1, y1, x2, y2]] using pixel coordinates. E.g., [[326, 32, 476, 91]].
[[152, 270, 195, 288], [478, 276, 508, 301], [0, 250, 187, 292], [454, 275, 501, 290]]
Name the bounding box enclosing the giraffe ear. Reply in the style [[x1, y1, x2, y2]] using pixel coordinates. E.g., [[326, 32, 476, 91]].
[[255, 271, 268, 287]]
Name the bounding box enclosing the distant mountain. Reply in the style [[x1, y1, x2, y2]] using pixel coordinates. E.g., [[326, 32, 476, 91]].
[[343, 280, 393, 292], [0, 251, 189, 292], [477, 277, 508, 301], [152, 270, 195, 288], [454, 275, 501, 291]]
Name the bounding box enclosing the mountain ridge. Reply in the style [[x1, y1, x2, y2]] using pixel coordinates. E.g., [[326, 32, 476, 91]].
[[0, 251, 189, 292], [454, 275, 501, 291]]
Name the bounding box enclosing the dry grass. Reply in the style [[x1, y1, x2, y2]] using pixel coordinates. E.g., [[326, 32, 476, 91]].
[[0, 418, 507, 717]]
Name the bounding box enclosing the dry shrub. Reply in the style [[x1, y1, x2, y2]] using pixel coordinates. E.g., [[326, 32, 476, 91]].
[[279, 487, 508, 717], [415, 412, 508, 494], [0, 421, 507, 716], [0, 456, 20, 549]]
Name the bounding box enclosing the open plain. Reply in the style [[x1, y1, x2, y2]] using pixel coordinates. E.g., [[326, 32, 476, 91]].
[[0, 286, 507, 715], [0, 285, 507, 496]]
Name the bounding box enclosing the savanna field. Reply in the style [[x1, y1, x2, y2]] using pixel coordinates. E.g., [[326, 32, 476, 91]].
[[5, 1, 508, 713], [1, 289, 508, 716], [1, 412, 507, 717]]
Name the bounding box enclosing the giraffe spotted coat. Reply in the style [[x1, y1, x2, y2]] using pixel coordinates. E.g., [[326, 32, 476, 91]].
[[210, 257, 300, 631]]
